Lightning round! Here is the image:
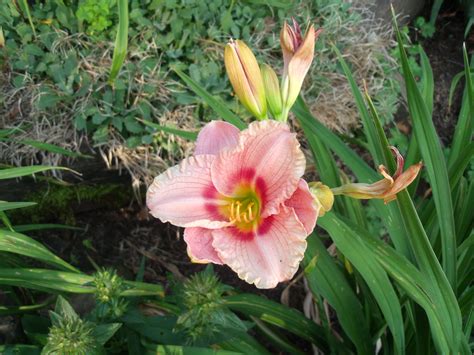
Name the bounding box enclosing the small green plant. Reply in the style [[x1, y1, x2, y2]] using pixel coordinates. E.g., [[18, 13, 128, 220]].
[[414, 16, 436, 38], [76, 0, 116, 36]]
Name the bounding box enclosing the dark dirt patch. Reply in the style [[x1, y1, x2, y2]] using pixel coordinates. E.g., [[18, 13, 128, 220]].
[[406, 7, 474, 146]]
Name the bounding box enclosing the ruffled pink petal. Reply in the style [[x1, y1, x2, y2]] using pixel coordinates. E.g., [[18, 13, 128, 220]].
[[183, 227, 223, 264], [285, 179, 318, 234], [146, 155, 231, 228], [211, 120, 305, 217], [212, 207, 307, 289], [195, 121, 240, 156]]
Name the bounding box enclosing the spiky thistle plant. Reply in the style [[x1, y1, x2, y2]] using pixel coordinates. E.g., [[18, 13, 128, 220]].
[[93, 268, 128, 320], [42, 297, 99, 355]]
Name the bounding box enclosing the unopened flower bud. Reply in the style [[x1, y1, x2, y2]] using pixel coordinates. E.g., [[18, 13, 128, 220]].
[[0, 27, 4, 48], [309, 182, 334, 216], [261, 64, 283, 120], [280, 19, 321, 112], [224, 39, 267, 120]]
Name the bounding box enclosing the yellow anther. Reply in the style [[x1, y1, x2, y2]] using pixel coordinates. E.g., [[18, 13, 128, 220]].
[[235, 202, 241, 222], [230, 201, 235, 221], [247, 202, 254, 220]]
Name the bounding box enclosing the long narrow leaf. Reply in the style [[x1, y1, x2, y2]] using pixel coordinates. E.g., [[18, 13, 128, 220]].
[[108, 0, 129, 84], [173, 68, 246, 129], [303, 234, 371, 354], [0, 229, 78, 272], [0, 201, 37, 212], [394, 12, 457, 288], [138, 118, 198, 141], [293, 98, 376, 182], [223, 293, 331, 353], [0, 166, 74, 180], [449, 46, 473, 166], [319, 213, 452, 353], [20, 140, 92, 159]]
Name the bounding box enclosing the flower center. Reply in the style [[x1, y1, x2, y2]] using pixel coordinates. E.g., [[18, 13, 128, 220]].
[[229, 198, 259, 224], [225, 186, 261, 231]]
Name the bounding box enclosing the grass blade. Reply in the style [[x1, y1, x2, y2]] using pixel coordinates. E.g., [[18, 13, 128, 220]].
[[108, 0, 129, 84], [138, 118, 198, 141], [173, 68, 246, 130], [18, 0, 36, 37], [0, 201, 37, 212], [0, 166, 75, 180], [20, 140, 92, 159]]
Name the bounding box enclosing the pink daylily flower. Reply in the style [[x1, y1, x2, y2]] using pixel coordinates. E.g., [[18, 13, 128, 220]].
[[147, 120, 318, 289]]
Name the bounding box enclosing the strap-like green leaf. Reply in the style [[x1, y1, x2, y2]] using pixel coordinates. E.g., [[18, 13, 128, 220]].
[[292, 98, 376, 182], [0, 229, 78, 273], [0, 166, 74, 180], [108, 0, 128, 84], [223, 293, 331, 353], [303, 234, 372, 354], [138, 118, 198, 141], [394, 12, 457, 289]]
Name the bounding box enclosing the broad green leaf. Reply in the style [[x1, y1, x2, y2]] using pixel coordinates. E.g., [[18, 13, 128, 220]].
[[394, 13, 457, 288], [173, 68, 246, 130], [303, 234, 371, 354], [0, 166, 74, 180], [223, 293, 331, 353], [108, 0, 129, 84], [0, 229, 78, 272]]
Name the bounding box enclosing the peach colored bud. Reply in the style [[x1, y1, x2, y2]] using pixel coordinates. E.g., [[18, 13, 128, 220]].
[[332, 147, 423, 204], [261, 64, 283, 120], [224, 39, 267, 120], [280, 19, 321, 112], [0, 27, 4, 48]]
